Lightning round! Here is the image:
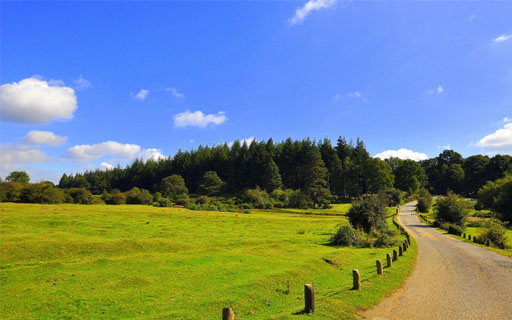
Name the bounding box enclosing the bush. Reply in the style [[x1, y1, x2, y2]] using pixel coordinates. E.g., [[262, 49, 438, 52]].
[[65, 188, 93, 204], [270, 189, 292, 208], [447, 224, 464, 236], [154, 198, 173, 207], [19, 183, 66, 204], [104, 191, 126, 205], [416, 189, 433, 213], [331, 225, 362, 246], [125, 187, 153, 205], [347, 194, 388, 233], [480, 222, 508, 249], [381, 188, 402, 207], [242, 187, 272, 209], [196, 196, 211, 205], [435, 192, 469, 227], [0, 181, 25, 202], [374, 230, 399, 248], [289, 190, 313, 209]]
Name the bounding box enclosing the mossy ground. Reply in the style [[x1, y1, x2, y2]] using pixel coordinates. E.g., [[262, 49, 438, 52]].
[[0, 203, 416, 319]]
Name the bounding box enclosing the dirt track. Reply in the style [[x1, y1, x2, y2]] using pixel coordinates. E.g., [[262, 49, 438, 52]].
[[364, 202, 512, 320]]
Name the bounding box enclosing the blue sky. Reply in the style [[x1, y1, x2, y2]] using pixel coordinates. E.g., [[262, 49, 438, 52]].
[[1, 0, 512, 182]]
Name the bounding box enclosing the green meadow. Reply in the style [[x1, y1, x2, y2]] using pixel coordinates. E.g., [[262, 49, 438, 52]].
[[0, 203, 415, 319]]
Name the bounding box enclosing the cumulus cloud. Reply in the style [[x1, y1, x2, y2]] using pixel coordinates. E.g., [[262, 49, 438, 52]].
[[0, 77, 77, 124], [174, 110, 227, 128], [0, 144, 49, 167], [22, 131, 67, 146], [67, 141, 141, 160], [166, 87, 185, 99], [135, 89, 149, 100], [288, 0, 336, 25], [493, 34, 511, 43], [73, 76, 91, 90], [477, 123, 512, 153], [100, 162, 115, 170], [138, 148, 166, 161], [374, 148, 429, 161]]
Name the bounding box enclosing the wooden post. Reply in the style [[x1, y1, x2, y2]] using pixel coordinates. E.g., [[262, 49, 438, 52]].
[[222, 308, 234, 320], [304, 284, 315, 313], [393, 249, 398, 261], [287, 280, 290, 295], [352, 269, 361, 290], [376, 260, 383, 275], [463, 233, 466, 238], [403, 243, 407, 252], [468, 235, 471, 241], [473, 236, 477, 243], [399, 245, 403, 256], [386, 253, 392, 267]]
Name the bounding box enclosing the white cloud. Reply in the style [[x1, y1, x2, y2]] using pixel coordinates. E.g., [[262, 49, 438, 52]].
[[288, 0, 336, 25], [503, 117, 511, 123], [100, 162, 115, 170], [173, 110, 227, 128], [73, 76, 91, 90], [477, 123, 512, 153], [67, 141, 141, 160], [228, 137, 257, 147], [166, 87, 185, 99], [135, 89, 149, 100], [0, 144, 49, 172], [346, 91, 368, 103], [0, 78, 77, 124], [374, 148, 428, 161], [426, 85, 443, 95], [47, 79, 66, 87], [22, 131, 67, 146], [493, 34, 511, 43], [442, 145, 451, 150], [138, 148, 166, 161]]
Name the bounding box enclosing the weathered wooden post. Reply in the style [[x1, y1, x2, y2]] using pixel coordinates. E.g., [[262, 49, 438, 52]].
[[376, 260, 383, 275], [463, 233, 466, 238], [304, 284, 315, 313], [473, 236, 477, 243], [386, 253, 392, 267], [403, 243, 407, 252], [399, 245, 403, 256], [222, 308, 234, 320], [352, 269, 361, 290], [393, 249, 398, 261], [468, 235, 471, 241]]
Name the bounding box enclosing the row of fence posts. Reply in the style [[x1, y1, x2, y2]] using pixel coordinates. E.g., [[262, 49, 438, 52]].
[[417, 214, 490, 247], [221, 207, 412, 319]]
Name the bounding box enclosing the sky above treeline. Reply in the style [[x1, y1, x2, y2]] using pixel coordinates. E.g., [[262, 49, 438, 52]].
[[1, 0, 512, 183]]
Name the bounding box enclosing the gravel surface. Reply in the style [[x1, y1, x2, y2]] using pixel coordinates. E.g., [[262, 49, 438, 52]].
[[364, 202, 512, 320]]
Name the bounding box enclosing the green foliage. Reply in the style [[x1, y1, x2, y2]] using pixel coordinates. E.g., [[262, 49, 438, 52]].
[[389, 159, 427, 193], [0, 181, 25, 202], [331, 225, 362, 246], [199, 171, 224, 195], [347, 194, 388, 233], [19, 182, 66, 204], [242, 187, 272, 209], [479, 222, 508, 249], [261, 157, 282, 192], [103, 190, 127, 205], [158, 175, 188, 198], [416, 189, 433, 213], [153, 198, 173, 207], [65, 188, 93, 204], [380, 188, 402, 207], [374, 230, 399, 248], [434, 193, 469, 227], [477, 174, 512, 223], [6, 171, 30, 183], [447, 224, 464, 236]]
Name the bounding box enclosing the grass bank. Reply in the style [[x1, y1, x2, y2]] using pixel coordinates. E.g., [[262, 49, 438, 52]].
[[0, 203, 415, 319]]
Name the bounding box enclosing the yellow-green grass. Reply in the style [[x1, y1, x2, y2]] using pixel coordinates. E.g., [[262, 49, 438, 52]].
[[0, 203, 415, 319]]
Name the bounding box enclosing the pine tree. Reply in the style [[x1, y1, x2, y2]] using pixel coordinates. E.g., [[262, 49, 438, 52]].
[[261, 157, 282, 192]]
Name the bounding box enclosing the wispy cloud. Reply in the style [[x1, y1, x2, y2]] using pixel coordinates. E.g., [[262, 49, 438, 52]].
[[346, 91, 368, 103], [135, 89, 149, 100], [166, 87, 185, 99], [22, 131, 67, 146], [73, 76, 91, 90], [504, 117, 512, 123], [426, 85, 443, 95], [493, 34, 511, 43], [288, 0, 336, 26]]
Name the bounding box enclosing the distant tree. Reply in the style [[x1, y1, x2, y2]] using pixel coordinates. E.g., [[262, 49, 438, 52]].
[[65, 188, 93, 204], [416, 189, 433, 213], [261, 157, 282, 192], [435, 193, 469, 227], [199, 171, 224, 195], [20, 182, 65, 204], [6, 171, 30, 183], [462, 155, 490, 196], [392, 159, 427, 193], [347, 194, 388, 233], [302, 147, 332, 208], [0, 181, 25, 202], [477, 174, 512, 223], [158, 175, 188, 198]]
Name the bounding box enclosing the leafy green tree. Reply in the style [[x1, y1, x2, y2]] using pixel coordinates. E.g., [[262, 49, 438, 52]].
[[158, 175, 188, 198], [477, 174, 512, 223], [0, 181, 25, 202], [392, 159, 427, 193], [199, 171, 224, 195], [347, 194, 388, 233], [416, 188, 433, 213], [261, 157, 282, 192], [6, 171, 30, 183], [20, 182, 65, 204], [65, 188, 93, 204], [435, 193, 469, 227]]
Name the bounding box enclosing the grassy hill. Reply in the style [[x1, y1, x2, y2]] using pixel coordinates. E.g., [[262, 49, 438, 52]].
[[0, 203, 415, 319]]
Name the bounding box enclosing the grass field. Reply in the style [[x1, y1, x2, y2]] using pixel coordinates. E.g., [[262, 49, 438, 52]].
[[0, 203, 415, 319]]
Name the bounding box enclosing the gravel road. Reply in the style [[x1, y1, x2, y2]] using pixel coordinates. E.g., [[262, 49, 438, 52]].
[[364, 202, 512, 320]]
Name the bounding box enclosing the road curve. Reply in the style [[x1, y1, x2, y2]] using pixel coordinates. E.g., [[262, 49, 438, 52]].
[[364, 201, 512, 320]]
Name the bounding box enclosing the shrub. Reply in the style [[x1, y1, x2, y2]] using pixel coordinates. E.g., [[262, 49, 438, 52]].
[[347, 194, 388, 233], [270, 189, 292, 208], [289, 190, 313, 209], [154, 198, 173, 207], [480, 222, 508, 249], [104, 191, 126, 205], [0, 181, 25, 202], [65, 188, 93, 204], [381, 188, 402, 207], [374, 230, 399, 248], [447, 224, 464, 236], [199, 171, 224, 195], [196, 196, 211, 205], [331, 225, 362, 246], [20, 183, 66, 204], [242, 187, 272, 209], [416, 189, 433, 213], [435, 192, 469, 227]]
